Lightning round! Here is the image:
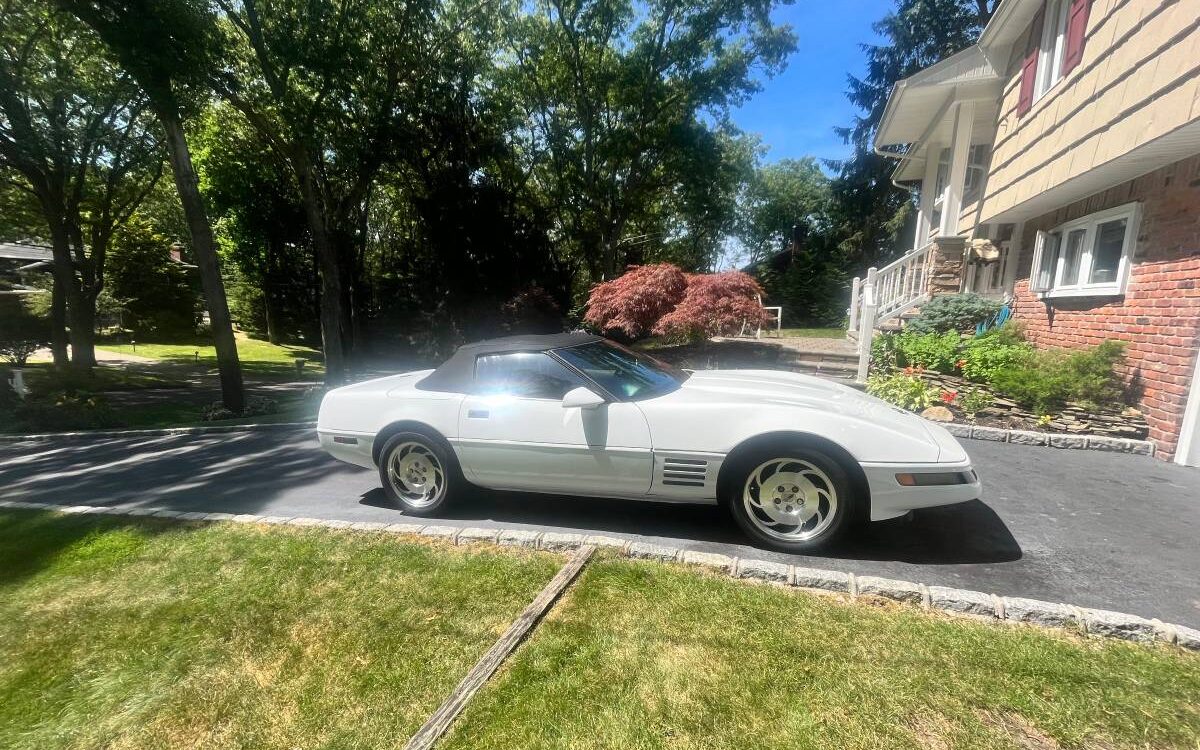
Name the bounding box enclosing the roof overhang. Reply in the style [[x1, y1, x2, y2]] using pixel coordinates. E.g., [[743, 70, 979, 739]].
[[875, 0, 1052, 185], [978, 0, 1045, 55], [876, 46, 1004, 149], [982, 119, 1200, 224], [874, 45, 1004, 184]]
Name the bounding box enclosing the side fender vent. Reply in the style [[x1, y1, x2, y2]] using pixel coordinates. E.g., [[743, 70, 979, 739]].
[[661, 457, 708, 487]]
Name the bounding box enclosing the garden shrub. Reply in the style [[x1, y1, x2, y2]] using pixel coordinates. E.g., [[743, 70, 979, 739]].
[[0, 297, 50, 366], [870, 332, 899, 374], [10, 391, 121, 432], [893, 330, 961, 373], [907, 293, 1001, 334], [988, 340, 1126, 412], [585, 264, 769, 342], [653, 271, 770, 342], [958, 388, 993, 421], [500, 284, 563, 334], [960, 323, 1033, 382], [584, 263, 688, 340], [865, 370, 937, 411]]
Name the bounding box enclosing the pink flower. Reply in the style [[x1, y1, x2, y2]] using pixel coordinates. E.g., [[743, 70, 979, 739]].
[[941, 390, 957, 404]]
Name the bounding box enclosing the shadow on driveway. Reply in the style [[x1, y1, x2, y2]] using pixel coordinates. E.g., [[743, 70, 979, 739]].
[[358, 488, 1022, 566]]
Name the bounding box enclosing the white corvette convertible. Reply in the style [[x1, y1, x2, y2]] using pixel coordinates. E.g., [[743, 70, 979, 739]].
[[317, 333, 980, 551]]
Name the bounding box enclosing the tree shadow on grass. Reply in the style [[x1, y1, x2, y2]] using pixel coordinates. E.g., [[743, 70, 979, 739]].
[[0, 509, 180, 589]]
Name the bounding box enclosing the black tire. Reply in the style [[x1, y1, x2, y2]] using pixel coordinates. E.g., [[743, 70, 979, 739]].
[[376, 431, 461, 515], [722, 443, 856, 552]]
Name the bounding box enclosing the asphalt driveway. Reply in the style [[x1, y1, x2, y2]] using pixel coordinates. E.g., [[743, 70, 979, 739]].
[[1, 427, 1197, 626]]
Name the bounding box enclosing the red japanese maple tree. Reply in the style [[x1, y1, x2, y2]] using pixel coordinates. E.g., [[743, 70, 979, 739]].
[[584, 263, 768, 342], [654, 271, 770, 341], [583, 263, 688, 339]]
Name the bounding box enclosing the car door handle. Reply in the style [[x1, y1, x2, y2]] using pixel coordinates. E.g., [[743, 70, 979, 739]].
[[467, 409, 489, 419]]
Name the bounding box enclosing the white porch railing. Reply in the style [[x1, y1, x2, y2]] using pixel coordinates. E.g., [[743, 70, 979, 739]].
[[847, 240, 936, 381]]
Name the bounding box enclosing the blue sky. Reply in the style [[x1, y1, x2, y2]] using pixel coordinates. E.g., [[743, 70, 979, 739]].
[[731, 0, 893, 166]]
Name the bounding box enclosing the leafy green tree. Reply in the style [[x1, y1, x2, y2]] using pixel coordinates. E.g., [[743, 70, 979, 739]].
[[194, 104, 315, 345], [740, 158, 832, 264], [60, 0, 246, 412], [502, 0, 796, 282], [211, 0, 442, 384], [105, 218, 199, 339], [0, 0, 163, 370], [739, 158, 847, 325], [830, 0, 996, 271]]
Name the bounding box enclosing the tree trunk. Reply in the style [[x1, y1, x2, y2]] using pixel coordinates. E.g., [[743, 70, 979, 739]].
[[264, 239, 280, 344], [41, 209, 90, 372], [160, 110, 245, 413], [48, 275, 68, 368], [294, 159, 350, 386], [73, 293, 98, 369], [63, 221, 98, 370]]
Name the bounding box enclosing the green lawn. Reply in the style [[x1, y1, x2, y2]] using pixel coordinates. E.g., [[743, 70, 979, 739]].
[[445, 558, 1200, 750], [0, 510, 559, 750], [97, 337, 324, 378], [21, 363, 189, 391], [3, 512, 1197, 750]]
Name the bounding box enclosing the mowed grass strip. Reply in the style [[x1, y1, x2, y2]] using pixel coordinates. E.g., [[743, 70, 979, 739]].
[[442, 557, 1200, 750], [0, 510, 559, 750]]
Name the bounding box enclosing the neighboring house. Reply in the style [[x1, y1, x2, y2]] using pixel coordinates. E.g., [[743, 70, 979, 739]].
[[0, 242, 54, 295], [854, 0, 1200, 466]]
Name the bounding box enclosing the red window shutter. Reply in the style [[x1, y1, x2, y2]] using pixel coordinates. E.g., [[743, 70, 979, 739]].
[[1017, 8, 1044, 117], [1062, 0, 1092, 75]]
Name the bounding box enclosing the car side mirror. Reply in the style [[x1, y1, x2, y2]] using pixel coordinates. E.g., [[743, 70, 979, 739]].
[[562, 386, 605, 409]]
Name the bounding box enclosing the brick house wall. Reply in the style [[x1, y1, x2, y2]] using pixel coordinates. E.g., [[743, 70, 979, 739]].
[[1009, 154, 1200, 458]]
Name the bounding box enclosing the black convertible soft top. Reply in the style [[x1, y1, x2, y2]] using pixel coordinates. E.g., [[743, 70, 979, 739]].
[[415, 332, 603, 393]]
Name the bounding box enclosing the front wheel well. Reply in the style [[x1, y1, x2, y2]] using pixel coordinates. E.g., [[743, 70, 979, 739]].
[[717, 431, 871, 525], [371, 420, 449, 467]]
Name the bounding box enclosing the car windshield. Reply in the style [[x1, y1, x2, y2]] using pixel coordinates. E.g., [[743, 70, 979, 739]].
[[553, 340, 688, 401]]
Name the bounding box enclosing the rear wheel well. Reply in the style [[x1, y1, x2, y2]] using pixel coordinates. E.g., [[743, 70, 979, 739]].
[[371, 421, 450, 467], [717, 432, 871, 525]]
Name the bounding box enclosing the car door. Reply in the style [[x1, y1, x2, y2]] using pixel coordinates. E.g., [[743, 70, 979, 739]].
[[455, 351, 653, 497]]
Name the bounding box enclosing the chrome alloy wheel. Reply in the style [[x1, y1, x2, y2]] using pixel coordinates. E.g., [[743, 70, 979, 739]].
[[742, 457, 838, 541], [386, 441, 445, 508]]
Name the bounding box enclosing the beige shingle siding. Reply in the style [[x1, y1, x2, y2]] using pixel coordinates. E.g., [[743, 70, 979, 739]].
[[975, 0, 1200, 225]]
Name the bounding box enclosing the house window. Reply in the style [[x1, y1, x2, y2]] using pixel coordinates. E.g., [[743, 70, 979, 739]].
[[930, 144, 991, 232], [1029, 202, 1140, 298], [1035, 0, 1071, 100], [963, 145, 990, 205]]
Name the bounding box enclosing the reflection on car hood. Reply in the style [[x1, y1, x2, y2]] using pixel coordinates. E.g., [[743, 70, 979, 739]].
[[659, 369, 960, 462], [678, 369, 895, 418]]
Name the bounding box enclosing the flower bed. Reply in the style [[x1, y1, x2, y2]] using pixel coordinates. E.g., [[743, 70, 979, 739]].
[[867, 318, 1148, 440]]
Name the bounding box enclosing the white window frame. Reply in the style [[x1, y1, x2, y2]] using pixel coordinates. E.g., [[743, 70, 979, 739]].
[[1029, 202, 1141, 298], [1035, 0, 1071, 101], [931, 143, 990, 229]]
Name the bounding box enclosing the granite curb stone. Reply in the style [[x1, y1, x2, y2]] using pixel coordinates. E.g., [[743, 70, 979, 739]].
[[496, 529, 541, 548], [625, 541, 679, 561], [681, 550, 736, 572], [857, 575, 924, 604], [736, 558, 790, 583], [790, 566, 851, 593], [539, 531, 586, 551], [928, 586, 996, 617]]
